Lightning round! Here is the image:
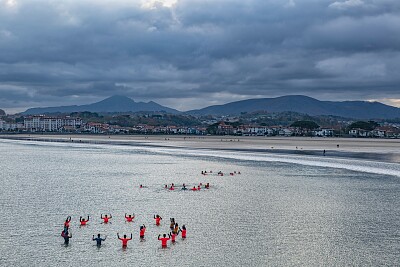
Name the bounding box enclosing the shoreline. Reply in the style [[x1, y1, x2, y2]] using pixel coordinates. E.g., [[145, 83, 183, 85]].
[[1, 134, 400, 163]]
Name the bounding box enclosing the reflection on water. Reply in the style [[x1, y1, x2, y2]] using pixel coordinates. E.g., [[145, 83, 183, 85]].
[[0, 140, 399, 266]]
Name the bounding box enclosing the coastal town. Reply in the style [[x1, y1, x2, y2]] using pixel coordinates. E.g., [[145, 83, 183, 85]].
[[1, 112, 400, 138]]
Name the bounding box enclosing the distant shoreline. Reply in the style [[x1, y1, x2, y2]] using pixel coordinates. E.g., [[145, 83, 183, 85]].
[[1, 134, 400, 164]]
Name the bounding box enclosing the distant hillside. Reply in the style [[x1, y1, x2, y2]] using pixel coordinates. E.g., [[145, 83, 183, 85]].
[[187, 95, 400, 119], [22, 95, 179, 115], [0, 108, 5, 116]]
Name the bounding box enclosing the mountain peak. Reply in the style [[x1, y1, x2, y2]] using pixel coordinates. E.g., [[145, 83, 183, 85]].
[[187, 95, 400, 119], [22, 95, 179, 114], [99, 95, 135, 103]]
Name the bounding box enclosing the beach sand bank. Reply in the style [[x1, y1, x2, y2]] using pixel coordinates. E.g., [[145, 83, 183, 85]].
[[1, 134, 400, 163]]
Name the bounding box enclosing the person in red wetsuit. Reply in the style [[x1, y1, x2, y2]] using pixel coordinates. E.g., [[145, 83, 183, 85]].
[[64, 216, 71, 229], [191, 186, 197, 191], [179, 225, 187, 239], [170, 231, 178, 243], [117, 233, 132, 247], [139, 224, 146, 239], [154, 214, 162, 226], [158, 233, 171, 248], [101, 214, 112, 224], [80, 215, 89, 226], [125, 213, 135, 222]]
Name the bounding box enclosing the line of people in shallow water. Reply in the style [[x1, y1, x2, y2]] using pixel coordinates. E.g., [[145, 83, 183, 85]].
[[161, 182, 210, 191], [139, 183, 211, 190], [201, 170, 241, 176], [60, 214, 187, 248]]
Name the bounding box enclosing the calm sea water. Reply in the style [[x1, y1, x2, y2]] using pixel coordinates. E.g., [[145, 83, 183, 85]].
[[0, 139, 399, 266]]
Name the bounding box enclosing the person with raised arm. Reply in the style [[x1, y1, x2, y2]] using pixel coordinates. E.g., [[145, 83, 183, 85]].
[[64, 216, 72, 229], [154, 214, 162, 226], [125, 213, 135, 222], [180, 225, 187, 239], [117, 233, 132, 247], [80, 215, 89, 226], [92, 233, 106, 247], [101, 214, 112, 224], [158, 233, 171, 248]]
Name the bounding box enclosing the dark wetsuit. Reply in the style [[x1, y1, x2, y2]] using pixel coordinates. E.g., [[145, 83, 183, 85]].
[[93, 237, 106, 246], [61, 231, 71, 244]]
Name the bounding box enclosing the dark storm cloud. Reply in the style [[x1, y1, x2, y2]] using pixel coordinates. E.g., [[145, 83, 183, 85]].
[[0, 0, 400, 113]]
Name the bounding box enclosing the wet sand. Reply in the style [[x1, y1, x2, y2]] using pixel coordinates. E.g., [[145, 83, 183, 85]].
[[1, 134, 400, 163]]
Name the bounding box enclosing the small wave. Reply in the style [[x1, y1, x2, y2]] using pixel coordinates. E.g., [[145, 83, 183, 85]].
[[145, 147, 400, 178]]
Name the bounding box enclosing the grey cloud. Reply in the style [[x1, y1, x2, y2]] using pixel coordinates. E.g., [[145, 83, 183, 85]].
[[1, 0, 400, 112], [329, 0, 364, 10]]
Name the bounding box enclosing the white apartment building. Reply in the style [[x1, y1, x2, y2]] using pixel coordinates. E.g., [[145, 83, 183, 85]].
[[24, 116, 82, 132]]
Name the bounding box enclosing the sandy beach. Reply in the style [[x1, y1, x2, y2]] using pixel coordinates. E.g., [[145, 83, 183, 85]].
[[2, 134, 400, 163]]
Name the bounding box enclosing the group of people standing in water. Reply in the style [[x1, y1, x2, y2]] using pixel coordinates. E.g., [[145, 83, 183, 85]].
[[60, 214, 187, 248], [163, 182, 210, 191], [155, 216, 187, 248], [59, 170, 234, 248], [202, 170, 241, 176]]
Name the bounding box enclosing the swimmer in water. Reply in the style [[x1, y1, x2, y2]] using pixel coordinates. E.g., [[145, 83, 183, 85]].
[[61, 229, 72, 244], [197, 185, 201, 190], [170, 218, 175, 230], [165, 184, 168, 189], [139, 224, 146, 239], [191, 186, 197, 191], [154, 214, 162, 226], [169, 185, 174, 190], [158, 233, 171, 248], [125, 213, 135, 222], [170, 231, 177, 243], [205, 183, 210, 189], [140, 184, 143, 188], [64, 216, 71, 229], [182, 183, 187, 190], [180, 225, 187, 239], [117, 233, 132, 247], [101, 214, 112, 224], [92, 233, 106, 247], [80, 215, 89, 226], [173, 223, 179, 234]]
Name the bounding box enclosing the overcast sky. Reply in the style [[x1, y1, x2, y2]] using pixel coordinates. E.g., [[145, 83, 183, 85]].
[[1, 0, 400, 113]]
